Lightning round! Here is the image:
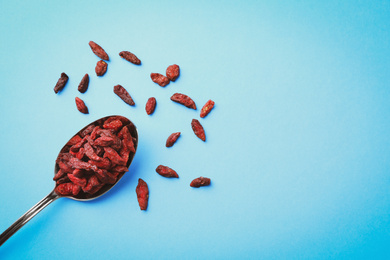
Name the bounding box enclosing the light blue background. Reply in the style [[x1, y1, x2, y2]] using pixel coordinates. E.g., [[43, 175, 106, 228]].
[[1, 0, 389, 259]]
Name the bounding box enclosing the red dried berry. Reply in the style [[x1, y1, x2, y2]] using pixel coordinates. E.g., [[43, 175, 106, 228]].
[[166, 64, 180, 81], [89, 41, 109, 61], [136, 178, 149, 211], [191, 119, 205, 141], [170, 93, 197, 110], [166, 132, 181, 147], [145, 97, 156, 115], [200, 100, 215, 118], [67, 173, 87, 188], [150, 73, 170, 87], [54, 72, 69, 94], [190, 177, 211, 188], [155, 165, 179, 178], [113, 85, 135, 106], [75, 97, 89, 114], [55, 183, 74, 196], [119, 51, 141, 65], [103, 118, 123, 131], [78, 73, 89, 93], [95, 60, 108, 76], [66, 135, 82, 146]]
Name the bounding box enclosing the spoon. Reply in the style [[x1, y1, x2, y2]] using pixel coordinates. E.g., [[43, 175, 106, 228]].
[[0, 115, 138, 246]]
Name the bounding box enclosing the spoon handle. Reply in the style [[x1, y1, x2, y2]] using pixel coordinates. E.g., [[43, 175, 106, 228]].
[[0, 189, 60, 247]]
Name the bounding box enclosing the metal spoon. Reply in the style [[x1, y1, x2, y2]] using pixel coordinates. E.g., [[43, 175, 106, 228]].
[[0, 115, 138, 246]]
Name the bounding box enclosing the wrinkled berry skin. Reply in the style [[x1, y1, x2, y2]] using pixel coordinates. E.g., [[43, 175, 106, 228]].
[[89, 41, 109, 61], [156, 165, 179, 178], [136, 178, 149, 210], [166, 132, 181, 147], [166, 64, 180, 81], [119, 51, 141, 65], [113, 85, 135, 106], [75, 97, 89, 114], [170, 93, 196, 110], [54, 73, 69, 94], [190, 177, 211, 188], [150, 73, 170, 87], [78, 74, 89, 93], [191, 119, 205, 141], [200, 100, 215, 118], [95, 60, 108, 76], [145, 97, 156, 115]]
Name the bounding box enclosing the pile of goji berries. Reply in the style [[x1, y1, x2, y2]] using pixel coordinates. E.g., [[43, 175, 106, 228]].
[[53, 41, 215, 210], [54, 116, 136, 198]]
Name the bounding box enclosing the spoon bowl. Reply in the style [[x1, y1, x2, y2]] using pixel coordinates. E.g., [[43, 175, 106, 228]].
[[0, 115, 138, 246]]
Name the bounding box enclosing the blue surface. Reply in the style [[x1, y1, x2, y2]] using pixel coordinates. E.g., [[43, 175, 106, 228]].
[[1, 0, 390, 259]]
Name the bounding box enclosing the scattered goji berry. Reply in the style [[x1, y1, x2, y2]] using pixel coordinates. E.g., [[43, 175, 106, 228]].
[[170, 93, 196, 110], [166, 64, 180, 81], [95, 60, 108, 76], [150, 73, 170, 87], [78, 73, 89, 93], [166, 132, 181, 147], [190, 177, 211, 188], [136, 178, 149, 210], [54, 72, 69, 94], [200, 100, 215, 118], [145, 97, 156, 115], [113, 84, 135, 106], [75, 97, 89, 114], [89, 41, 109, 61], [155, 165, 179, 178], [119, 51, 141, 65], [191, 119, 205, 141]]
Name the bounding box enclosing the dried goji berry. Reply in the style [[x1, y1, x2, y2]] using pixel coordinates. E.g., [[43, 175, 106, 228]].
[[75, 97, 89, 114], [166, 64, 180, 81], [88, 158, 111, 170], [55, 183, 74, 196], [170, 93, 196, 110], [82, 175, 103, 194], [80, 125, 95, 137], [69, 157, 98, 172], [53, 169, 66, 181], [94, 136, 114, 147], [113, 85, 135, 106], [103, 118, 123, 131], [190, 177, 211, 188], [200, 100, 215, 118], [67, 173, 87, 187], [119, 51, 141, 65], [95, 60, 108, 76], [145, 97, 156, 115], [84, 142, 102, 161], [104, 147, 127, 166], [191, 119, 205, 141], [78, 73, 90, 93], [136, 178, 149, 210], [89, 41, 109, 61], [155, 165, 179, 178], [150, 73, 170, 87], [66, 135, 82, 146], [166, 132, 181, 147], [54, 72, 69, 94]]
